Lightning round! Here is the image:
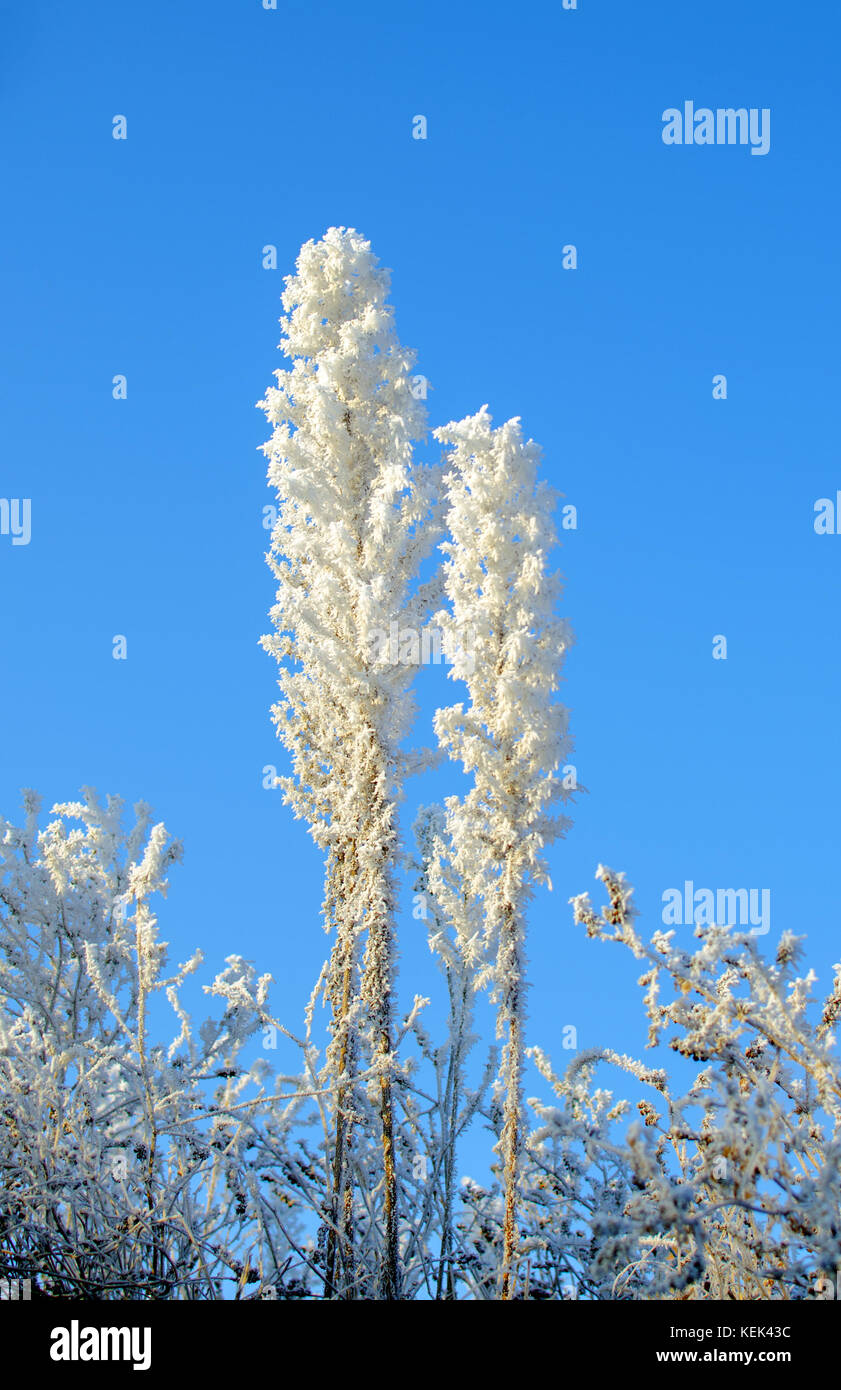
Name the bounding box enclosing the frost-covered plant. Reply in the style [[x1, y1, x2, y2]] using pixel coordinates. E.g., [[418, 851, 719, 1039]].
[[479, 865, 841, 1301], [0, 791, 312, 1299], [257, 228, 442, 1299], [429, 407, 574, 1297]]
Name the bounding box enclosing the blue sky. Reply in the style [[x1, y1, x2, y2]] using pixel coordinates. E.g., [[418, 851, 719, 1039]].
[[1, 0, 839, 1143]]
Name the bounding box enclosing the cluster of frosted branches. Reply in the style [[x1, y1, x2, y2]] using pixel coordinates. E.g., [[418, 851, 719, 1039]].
[[2, 796, 839, 1298], [458, 867, 841, 1299], [0, 791, 317, 1299]]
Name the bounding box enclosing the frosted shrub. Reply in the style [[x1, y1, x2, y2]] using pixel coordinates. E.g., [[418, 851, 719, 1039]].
[[0, 791, 310, 1299]]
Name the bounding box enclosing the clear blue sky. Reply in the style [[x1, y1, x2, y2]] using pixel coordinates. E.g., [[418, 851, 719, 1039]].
[[1, 1, 839, 1128]]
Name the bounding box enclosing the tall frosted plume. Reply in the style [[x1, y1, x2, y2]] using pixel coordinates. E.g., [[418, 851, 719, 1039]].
[[257, 227, 441, 1298]]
